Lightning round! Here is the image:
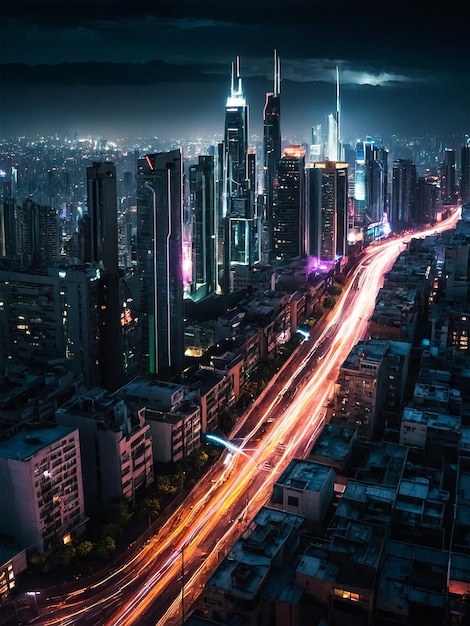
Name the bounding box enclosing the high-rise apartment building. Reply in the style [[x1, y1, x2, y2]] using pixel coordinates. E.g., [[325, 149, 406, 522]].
[[306, 161, 348, 268], [136, 150, 184, 376], [56, 388, 153, 512], [390, 159, 417, 228], [273, 145, 306, 261], [0, 425, 87, 554], [16, 199, 59, 270], [415, 176, 440, 225]]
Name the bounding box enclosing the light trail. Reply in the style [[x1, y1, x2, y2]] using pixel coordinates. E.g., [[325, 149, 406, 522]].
[[30, 210, 461, 626], [205, 433, 253, 460]]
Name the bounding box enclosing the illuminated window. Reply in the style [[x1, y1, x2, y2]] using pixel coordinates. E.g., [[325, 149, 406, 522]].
[[334, 588, 360, 602]]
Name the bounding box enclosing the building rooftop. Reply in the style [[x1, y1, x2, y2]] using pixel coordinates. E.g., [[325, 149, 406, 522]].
[[207, 507, 303, 597], [275, 459, 333, 493], [309, 423, 356, 465], [0, 425, 76, 461]]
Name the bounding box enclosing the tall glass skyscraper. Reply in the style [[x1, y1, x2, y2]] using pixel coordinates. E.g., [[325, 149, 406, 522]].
[[263, 50, 281, 263], [273, 146, 306, 262], [188, 155, 217, 301], [86, 161, 123, 390], [136, 150, 184, 376], [306, 161, 348, 268]]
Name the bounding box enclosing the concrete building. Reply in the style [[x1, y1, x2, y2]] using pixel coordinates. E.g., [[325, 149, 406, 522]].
[[117, 378, 201, 464], [308, 423, 358, 473], [400, 406, 460, 461], [203, 506, 304, 626], [55, 387, 153, 512], [376, 540, 448, 625], [335, 339, 410, 439], [271, 459, 335, 524], [0, 426, 87, 554]]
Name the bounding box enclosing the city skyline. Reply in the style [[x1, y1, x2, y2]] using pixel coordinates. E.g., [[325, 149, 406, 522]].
[[1, 0, 468, 142]]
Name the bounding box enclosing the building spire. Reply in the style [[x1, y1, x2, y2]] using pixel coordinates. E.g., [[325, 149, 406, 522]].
[[274, 49, 281, 96], [336, 65, 341, 161]]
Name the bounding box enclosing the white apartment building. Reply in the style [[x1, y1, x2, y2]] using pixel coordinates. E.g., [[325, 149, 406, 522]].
[[0, 426, 87, 554]]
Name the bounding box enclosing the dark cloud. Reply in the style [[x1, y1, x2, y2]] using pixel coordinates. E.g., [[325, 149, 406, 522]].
[[0, 0, 468, 141]]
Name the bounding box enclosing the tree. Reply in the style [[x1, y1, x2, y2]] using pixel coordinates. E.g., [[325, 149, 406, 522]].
[[329, 282, 343, 296], [56, 543, 76, 567], [138, 497, 161, 526], [76, 540, 94, 559], [96, 536, 116, 560], [323, 295, 337, 309], [109, 496, 134, 533], [312, 303, 325, 319]]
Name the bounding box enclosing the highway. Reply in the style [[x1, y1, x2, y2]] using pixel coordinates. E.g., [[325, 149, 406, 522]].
[[20, 210, 461, 626]]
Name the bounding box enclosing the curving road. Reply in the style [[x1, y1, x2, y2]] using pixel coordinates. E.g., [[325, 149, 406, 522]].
[[22, 210, 460, 626]]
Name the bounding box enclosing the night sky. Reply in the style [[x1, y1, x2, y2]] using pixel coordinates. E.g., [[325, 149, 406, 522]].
[[1, 0, 468, 143]]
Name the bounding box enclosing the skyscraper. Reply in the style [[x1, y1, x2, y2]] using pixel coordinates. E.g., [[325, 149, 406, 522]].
[[263, 50, 281, 263], [188, 155, 217, 301], [273, 145, 306, 262], [366, 144, 388, 225], [224, 56, 249, 197], [460, 142, 470, 204], [0, 182, 16, 259], [16, 199, 59, 270], [353, 137, 374, 230], [306, 161, 348, 269], [136, 150, 184, 376], [440, 148, 457, 205], [223, 56, 254, 292], [391, 159, 417, 228], [86, 162, 123, 391], [326, 67, 342, 162]]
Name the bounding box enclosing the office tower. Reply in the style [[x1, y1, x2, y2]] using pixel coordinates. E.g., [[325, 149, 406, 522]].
[[222, 57, 255, 292], [16, 198, 59, 270], [86, 161, 123, 391], [136, 150, 184, 376], [272, 146, 306, 262], [0, 182, 16, 259], [263, 50, 281, 262], [460, 142, 470, 204], [440, 148, 457, 205], [85, 162, 119, 272], [310, 124, 323, 163], [188, 155, 217, 301], [353, 138, 371, 230], [224, 56, 249, 197], [367, 145, 388, 225], [390, 159, 417, 228], [0, 425, 86, 554], [306, 161, 348, 269]]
